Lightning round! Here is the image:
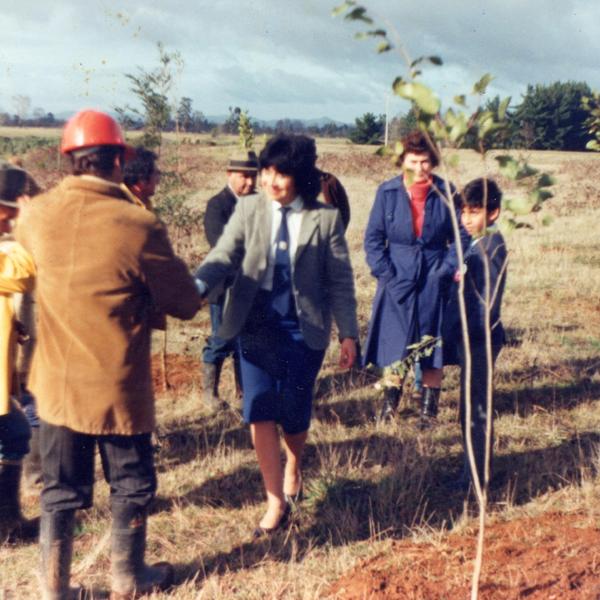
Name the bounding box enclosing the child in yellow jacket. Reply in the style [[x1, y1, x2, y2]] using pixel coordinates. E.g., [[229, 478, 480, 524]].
[[0, 159, 37, 542]]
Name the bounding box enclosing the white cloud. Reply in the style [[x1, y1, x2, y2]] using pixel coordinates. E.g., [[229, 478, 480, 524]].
[[1, 0, 599, 122]]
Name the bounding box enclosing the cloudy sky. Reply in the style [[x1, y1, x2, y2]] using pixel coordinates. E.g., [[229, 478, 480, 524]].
[[2, 0, 599, 123]]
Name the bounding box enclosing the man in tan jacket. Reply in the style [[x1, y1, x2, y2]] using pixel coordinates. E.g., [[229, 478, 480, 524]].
[[16, 110, 203, 599]]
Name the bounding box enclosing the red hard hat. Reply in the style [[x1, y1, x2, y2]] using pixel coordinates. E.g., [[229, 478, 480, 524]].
[[61, 109, 134, 157]]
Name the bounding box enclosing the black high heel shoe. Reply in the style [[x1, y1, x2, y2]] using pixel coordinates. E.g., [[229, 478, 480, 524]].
[[252, 503, 291, 539]]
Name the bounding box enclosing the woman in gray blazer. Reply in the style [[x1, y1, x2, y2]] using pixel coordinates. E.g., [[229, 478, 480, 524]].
[[196, 134, 358, 536]]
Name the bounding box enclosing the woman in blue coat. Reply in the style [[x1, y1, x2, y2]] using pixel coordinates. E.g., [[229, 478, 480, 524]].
[[363, 130, 468, 426]]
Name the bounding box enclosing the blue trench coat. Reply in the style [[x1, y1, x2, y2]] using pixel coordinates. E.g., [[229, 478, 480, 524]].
[[363, 174, 469, 369]]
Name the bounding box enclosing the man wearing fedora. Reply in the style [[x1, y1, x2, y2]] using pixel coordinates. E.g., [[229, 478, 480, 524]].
[[201, 150, 258, 412], [0, 159, 38, 544]]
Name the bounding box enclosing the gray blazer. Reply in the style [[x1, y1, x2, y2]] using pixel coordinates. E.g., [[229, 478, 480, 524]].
[[196, 192, 359, 350]]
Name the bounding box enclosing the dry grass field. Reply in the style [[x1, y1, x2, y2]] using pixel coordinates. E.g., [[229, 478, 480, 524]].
[[1, 132, 600, 598]]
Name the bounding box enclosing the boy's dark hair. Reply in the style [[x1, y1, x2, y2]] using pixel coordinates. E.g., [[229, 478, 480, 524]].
[[398, 130, 439, 168], [123, 147, 158, 187], [461, 178, 502, 212], [259, 134, 321, 202], [70, 145, 124, 178]]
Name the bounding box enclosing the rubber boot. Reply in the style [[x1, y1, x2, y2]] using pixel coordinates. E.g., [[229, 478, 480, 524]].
[[23, 426, 43, 492], [0, 460, 39, 543], [110, 504, 174, 599], [202, 362, 222, 413], [39, 509, 76, 600], [418, 387, 440, 430], [378, 386, 402, 422]]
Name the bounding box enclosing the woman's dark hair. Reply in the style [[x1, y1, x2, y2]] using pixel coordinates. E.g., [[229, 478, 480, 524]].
[[123, 147, 158, 187], [259, 134, 321, 202], [398, 130, 439, 168], [70, 145, 124, 178], [461, 178, 503, 212]]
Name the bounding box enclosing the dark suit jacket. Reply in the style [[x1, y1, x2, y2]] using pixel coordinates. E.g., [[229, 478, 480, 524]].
[[204, 186, 237, 248], [203, 186, 238, 302], [196, 192, 359, 350], [443, 231, 507, 365]]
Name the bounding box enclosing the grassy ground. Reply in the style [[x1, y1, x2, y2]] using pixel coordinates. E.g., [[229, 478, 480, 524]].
[[1, 139, 600, 598]]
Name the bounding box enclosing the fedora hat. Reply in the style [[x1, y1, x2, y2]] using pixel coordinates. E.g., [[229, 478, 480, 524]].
[[227, 150, 258, 172]]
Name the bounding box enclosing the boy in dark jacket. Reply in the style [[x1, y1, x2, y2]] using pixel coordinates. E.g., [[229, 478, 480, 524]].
[[443, 178, 507, 491]]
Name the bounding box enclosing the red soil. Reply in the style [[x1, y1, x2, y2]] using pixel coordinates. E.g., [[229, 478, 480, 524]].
[[329, 513, 600, 599], [151, 353, 202, 392]]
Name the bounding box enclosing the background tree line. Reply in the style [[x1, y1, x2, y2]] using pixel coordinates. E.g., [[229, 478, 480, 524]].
[[1, 79, 597, 152], [353, 81, 595, 151]]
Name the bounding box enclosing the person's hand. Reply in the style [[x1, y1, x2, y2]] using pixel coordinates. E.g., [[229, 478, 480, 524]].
[[339, 338, 357, 370]]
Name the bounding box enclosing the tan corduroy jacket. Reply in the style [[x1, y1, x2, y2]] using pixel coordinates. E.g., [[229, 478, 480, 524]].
[[16, 175, 202, 434]]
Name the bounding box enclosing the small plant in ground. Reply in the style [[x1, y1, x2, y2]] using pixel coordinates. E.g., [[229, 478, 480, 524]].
[[238, 110, 255, 150], [374, 335, 440, 389]]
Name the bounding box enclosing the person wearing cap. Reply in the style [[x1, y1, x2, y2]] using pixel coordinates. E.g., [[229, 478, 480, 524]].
[[15, 109, 203, 599], [201, 150, 258, 412], [0, 160, 38, 544], [6, 157, 43, 493]]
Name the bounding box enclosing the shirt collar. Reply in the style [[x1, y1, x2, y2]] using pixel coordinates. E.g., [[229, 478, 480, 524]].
[[227, 183, 240, 200], [271, 196, 303, 213], [80, 174, 123, 191], [470, 223, 498, 246]]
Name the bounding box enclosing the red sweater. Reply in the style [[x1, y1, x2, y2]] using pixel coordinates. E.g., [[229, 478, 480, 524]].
[[406, 179, 431, 237]]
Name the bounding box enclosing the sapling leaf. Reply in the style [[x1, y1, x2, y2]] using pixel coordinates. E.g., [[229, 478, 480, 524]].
[[496, 156, 520, 180], [537, 173, 556, 188], [377, 41, 392, 53], [454, 95, 466, 106], [331, 1, 356, 17], [473, 73, 494, 95], [447, 153, 461, 168], [505, 195, 532, 215], [345, 7, 373, 23], [515, 163, 538, 180], [394, 81, 441, 115], [542, 215, 554, 226], [392, 76, 405, 92], [498, 96, 511, 120]]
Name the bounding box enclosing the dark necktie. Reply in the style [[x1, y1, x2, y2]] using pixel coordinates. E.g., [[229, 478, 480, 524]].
[[271, 206, 293, 317]]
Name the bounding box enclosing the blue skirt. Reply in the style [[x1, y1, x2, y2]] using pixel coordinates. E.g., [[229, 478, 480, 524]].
[[239, 292, 325, 434]]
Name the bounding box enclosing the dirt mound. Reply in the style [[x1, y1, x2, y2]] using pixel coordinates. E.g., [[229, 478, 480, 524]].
[[329, 512, 600, 599], [151, 353, 202, 392]]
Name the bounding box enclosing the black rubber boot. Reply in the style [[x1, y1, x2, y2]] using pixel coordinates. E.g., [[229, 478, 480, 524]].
[[418, 387, 440, 430], [110, 504, 174, 600], [39, 509, 76, 600], [0, 460, 39, 543], [378, 386, 402, 422], [202, 362, 222, 413], [23, 426, 43, 492]]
